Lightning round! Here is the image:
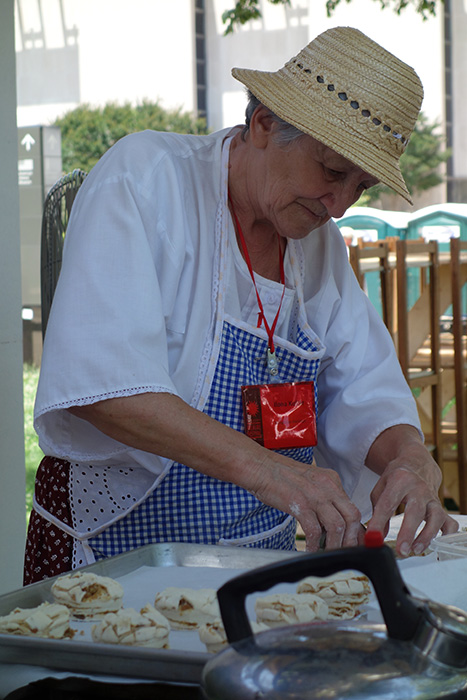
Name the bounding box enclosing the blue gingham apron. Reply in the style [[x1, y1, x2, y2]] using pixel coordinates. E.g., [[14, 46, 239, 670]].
[[88, 320, 321, 559]]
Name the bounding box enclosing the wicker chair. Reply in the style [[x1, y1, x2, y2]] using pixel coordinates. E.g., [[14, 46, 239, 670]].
[[40, 169, 87, 338]]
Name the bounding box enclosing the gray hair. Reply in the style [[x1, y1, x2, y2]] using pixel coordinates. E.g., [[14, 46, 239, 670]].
[[242, 90, 306, 146]]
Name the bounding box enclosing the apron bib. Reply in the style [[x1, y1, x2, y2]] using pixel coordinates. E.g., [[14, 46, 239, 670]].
[[88, 320, 321, 559]]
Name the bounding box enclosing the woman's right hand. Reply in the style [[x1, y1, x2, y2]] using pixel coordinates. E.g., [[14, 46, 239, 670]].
[[248, 452, 364, 551]]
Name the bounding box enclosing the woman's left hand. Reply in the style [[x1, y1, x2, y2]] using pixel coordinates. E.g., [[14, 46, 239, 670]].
[[365, 425, 458, 556]]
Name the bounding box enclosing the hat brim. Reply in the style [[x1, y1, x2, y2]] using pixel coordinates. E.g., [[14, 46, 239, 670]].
[[232, 67, 412, 205]]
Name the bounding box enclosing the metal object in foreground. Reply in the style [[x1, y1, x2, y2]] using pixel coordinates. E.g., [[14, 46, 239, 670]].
[[202, 533, 467, 699]]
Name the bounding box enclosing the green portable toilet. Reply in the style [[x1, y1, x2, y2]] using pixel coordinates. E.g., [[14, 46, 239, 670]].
[[406, 203, 467, 316], [336, 206, 409, 243], [406, 203, 467, 249]]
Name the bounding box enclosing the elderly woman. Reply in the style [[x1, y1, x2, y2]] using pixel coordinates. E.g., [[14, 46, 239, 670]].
[[25, 26, 457, 584]]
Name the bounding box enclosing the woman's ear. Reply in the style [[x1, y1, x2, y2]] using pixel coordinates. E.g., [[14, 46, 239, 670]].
[[248, 105, 276, 149]]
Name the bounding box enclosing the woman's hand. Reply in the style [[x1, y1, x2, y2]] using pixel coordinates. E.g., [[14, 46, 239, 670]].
[[365, 425, 458, 556], [247, 454, 365, 551]]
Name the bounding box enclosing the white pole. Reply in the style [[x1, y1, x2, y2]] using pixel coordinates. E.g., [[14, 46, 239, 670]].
[[0, 0, 27, 594]]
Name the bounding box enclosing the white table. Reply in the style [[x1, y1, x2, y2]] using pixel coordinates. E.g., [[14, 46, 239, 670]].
[[2, 515, 467, 698]]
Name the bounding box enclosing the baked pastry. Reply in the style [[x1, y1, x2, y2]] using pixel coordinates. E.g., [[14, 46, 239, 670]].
[[255, 592, 329, 628], [198, 618, 269, 653], [324, 599, 362, 620], [51, 571, 124, 618], [154, 587, 220, 630], [296, 571, 371, 619], [0, 602, 74, 639], [91, 604, 170, 648], [296, 571, 370, 599]]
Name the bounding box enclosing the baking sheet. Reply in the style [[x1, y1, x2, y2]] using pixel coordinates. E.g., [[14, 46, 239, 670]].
[[0, 543, 300, 684], [4, 525, 466, 686]]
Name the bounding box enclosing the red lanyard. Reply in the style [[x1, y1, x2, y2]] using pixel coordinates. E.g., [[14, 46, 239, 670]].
[[229, 194, 285, 357]]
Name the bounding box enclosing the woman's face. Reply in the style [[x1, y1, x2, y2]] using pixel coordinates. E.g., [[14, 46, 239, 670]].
[[248, 113, 379, 240]]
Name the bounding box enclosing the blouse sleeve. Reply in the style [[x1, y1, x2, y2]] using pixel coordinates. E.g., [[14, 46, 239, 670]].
[[303, 222, 421, 497], [34, 133, 193, 466]]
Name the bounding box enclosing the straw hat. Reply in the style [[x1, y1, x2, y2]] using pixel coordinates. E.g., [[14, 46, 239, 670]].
[[232, 27, 423, 204]]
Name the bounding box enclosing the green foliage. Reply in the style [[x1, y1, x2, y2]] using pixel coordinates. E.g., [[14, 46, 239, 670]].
[[23, 364, 43, 523], [222, 0, 443, 33], [325, 0, 441, 19], [361, 112, 451, 204], [222, 0, 290, 35], [54, 100, 209, 174]]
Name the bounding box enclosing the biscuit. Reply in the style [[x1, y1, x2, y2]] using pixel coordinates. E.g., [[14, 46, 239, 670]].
[[324, 599, 361, 620], [296, 571, 370, 619], [255, 592, 329, 628], [51, 571, 124, 618], [296, 571, 370, 600], [0, 602, 74, 639], [91, 604, 170, 648], [198, 618, 269, 653], [154, 587, 220, 630]]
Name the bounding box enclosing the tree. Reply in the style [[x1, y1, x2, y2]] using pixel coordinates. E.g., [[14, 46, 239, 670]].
[[360, 112, 451, 205], [54, 101, 208, 174], [223, 0, 289, 35], [222, 0, 442, 34]]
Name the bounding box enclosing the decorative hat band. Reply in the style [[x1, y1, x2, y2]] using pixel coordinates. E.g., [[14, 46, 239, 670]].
[[289, 58, 410, 153]]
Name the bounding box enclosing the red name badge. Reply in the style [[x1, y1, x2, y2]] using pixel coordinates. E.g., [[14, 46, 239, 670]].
[[242, 381, 317, 449]]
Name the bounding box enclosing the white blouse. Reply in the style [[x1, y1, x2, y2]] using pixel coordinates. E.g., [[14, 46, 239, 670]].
[[34, 127, 421, 534]]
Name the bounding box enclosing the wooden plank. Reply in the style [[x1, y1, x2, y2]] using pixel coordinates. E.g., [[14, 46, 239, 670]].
[[408, 261, 467, 361]]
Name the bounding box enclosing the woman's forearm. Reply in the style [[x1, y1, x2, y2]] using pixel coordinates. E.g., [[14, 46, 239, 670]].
[[69, 392, 363, 551], [70, 392, 266, 490], [365, 423, 442, 492]]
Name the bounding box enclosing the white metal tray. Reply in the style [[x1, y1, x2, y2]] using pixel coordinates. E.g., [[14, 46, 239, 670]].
[[0, 543, 299, 684]]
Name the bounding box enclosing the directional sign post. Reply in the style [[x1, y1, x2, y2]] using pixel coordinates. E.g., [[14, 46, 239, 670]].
[[18, 125, 62, 363]]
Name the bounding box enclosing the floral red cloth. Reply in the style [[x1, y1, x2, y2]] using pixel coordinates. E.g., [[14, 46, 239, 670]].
[[23, 456, 74, 585]]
